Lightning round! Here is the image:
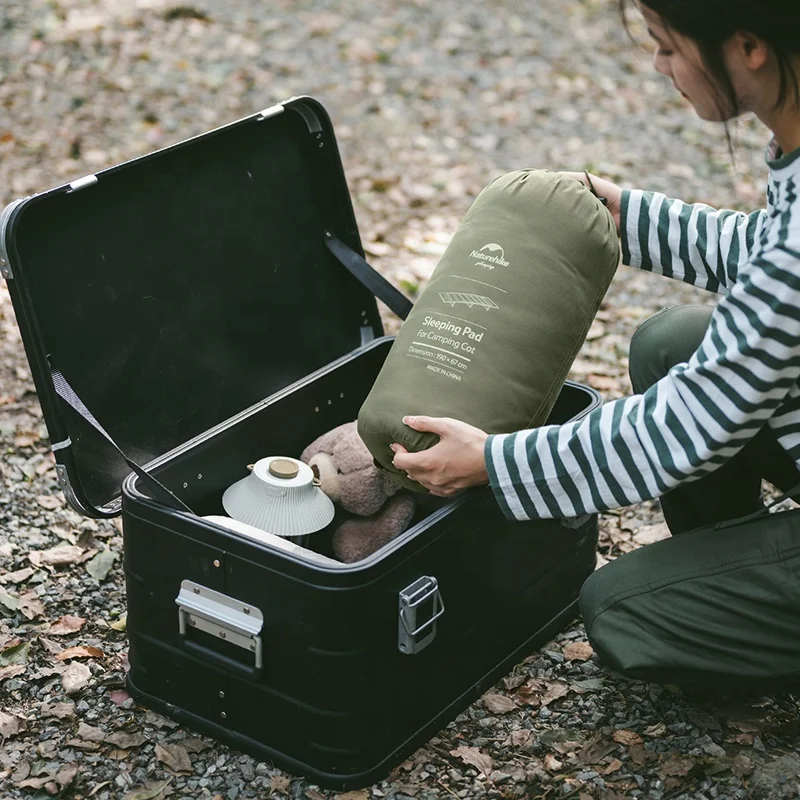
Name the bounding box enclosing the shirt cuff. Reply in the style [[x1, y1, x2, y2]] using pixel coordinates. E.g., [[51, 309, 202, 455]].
[[485, 433, 532, 522]]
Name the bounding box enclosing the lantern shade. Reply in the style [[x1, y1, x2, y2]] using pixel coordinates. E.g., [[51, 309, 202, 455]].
[[222, 456, 335, 538]]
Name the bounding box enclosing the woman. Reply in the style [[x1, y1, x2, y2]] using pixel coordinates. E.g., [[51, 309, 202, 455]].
[[392, 0, 800, 688]]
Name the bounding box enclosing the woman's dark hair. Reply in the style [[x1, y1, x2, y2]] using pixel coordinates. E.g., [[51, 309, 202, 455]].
[[619, 0, 800, 117]]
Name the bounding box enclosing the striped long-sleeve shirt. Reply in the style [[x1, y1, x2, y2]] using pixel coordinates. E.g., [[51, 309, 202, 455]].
[[485, 142, 800, 520]]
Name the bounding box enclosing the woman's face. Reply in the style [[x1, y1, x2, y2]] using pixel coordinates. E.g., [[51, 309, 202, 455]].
[[641, 7, 736, 122]]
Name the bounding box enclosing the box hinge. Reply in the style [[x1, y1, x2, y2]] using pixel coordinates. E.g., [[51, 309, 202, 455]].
[[176, 580, 264, 669], [54, 462, 120, 517], [257, 103, 285, 121], [398, 575, 445, 655], [68, 175, 98, 192]]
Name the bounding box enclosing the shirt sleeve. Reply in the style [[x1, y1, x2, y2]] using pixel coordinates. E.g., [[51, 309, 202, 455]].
[[621, 189, 766, 295], [486, 224, 800, 521]]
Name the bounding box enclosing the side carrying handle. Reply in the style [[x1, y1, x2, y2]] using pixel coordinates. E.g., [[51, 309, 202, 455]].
[[324, 231, 414, 321], [176, 580, 264, 680], [50, 366, 193, 514], [715, 481, 800, 530]]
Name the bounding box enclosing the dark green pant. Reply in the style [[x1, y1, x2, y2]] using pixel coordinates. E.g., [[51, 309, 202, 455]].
[[580, 305, 800, 688]]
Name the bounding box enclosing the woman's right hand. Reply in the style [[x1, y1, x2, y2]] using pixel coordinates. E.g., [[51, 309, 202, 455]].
[[562, 172, 624, 236]]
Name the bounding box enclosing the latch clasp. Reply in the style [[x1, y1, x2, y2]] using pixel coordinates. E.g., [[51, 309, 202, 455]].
[[398, 576, 445, 655]]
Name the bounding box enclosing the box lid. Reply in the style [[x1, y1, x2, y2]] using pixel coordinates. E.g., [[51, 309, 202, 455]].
[[1, 97, 384, 517]]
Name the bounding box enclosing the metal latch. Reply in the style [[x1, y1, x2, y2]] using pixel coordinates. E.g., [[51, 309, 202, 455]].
[[176, 580, 264, 669], [398, 576, 445, 655]]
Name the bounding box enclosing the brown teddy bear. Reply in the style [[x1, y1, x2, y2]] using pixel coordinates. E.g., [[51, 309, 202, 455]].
[[300, 421, 416, 563]]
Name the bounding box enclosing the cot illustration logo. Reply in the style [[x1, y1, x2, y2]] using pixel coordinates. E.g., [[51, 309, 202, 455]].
[[471, 243, 510, 269]]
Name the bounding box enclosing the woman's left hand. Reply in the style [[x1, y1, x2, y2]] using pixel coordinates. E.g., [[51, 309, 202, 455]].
[[390, 416, 490, 497]]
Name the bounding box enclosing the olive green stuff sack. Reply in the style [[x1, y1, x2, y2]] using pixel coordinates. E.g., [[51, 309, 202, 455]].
[[358, 169, 620, 492]]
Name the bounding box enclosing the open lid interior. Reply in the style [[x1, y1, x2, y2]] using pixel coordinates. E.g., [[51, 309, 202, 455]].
[[4, 98, 383, 515]]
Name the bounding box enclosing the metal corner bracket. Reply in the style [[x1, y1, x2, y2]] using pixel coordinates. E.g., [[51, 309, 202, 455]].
[[257, 103, 285, 121], [0, 198, 25, 279]]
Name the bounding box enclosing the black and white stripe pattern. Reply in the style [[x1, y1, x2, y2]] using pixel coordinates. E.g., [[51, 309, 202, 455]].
[[486, 143, 800, 521]]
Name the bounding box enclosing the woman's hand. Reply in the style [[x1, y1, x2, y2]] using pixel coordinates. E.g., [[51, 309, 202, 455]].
[[562, 171, 624, 236], [391, 416, 490, 497]]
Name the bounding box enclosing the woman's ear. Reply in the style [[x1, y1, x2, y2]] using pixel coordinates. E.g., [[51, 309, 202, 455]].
[[735, 31, 770, 71]]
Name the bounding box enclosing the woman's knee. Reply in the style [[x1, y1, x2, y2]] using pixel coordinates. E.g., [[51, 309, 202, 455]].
[[628, 304, 714, 393]]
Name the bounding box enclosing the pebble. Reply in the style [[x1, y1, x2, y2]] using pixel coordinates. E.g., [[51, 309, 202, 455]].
[[545, 651, 565, 664]]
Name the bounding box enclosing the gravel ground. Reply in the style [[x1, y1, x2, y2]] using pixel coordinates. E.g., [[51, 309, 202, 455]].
[[1, 1, 800, 799]]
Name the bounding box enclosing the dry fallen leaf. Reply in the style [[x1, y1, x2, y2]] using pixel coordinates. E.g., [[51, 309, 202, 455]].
[[731, 752, 754, 778], [0, 664, 26, 682], [56, 764, 79, 788], [613, 729, 643, 747], [270, 775, 291, 795], [510, 729, 534, 749], [544, 753, 563, 772], [577, 734, 617, 765], [155, 742, 192, 773], [30, 544, 84, 567], [0, 640, 30, 666], [62, 661, 91, 694], [77, 722, 106, 742], [122, 779, 172, 800], [41, 701, 75, 719], [110, 613, 127, 632], [85, 549, 118, 582], [65, 738, 101, 752], [177, 737, 213, 753], [0, 566, 34, 584], [18, 592, 45, 620], [541, 680, 570, 706], [657, 753, 697, 779], [726, 718, 763, 733], [106, 731, 148, 749], [56, 645, 105, 661], [17, 776, 52, 790], [450, 745, 494, 776], [337, 792, 370, 800], [562, 641, 594, 662], [36, 494, 63, 510], [632, 523, 671, 546], [503, 674, 526, 691], [0, 710, 26, 739], [628, 744, 650, 766], [602, 758, 624, 775], [49, 614, 86, 635], [0, 586, 19, 611], [644, 722, 667, 737], [514, 678, 570, 708], [145, 710, 178, 729], [483, 692, 517, 714]]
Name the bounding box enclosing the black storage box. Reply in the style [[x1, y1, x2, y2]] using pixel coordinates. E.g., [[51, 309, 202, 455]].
[[0, 97, 601, 790]]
